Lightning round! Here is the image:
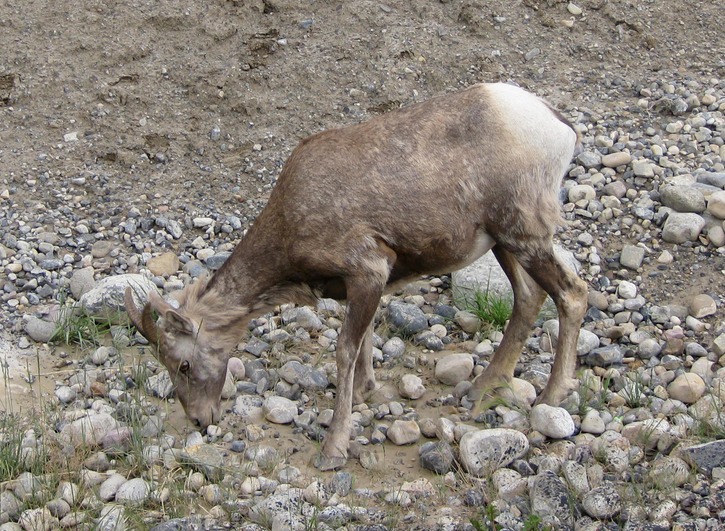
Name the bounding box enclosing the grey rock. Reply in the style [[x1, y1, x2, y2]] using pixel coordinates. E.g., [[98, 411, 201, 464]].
[[601, 151, 632, 168], [682, 440, 725, 474], [61, 412, 119, 447], [638, 338, 662, 359], [459, 428, 529, 477], [419, 441, 455, 474], [576, 151, 601, 169], [386, 420, 420, 445], [178, 444, 225, 481], [542, 320, 599, 356], [282, 306, 323, 330], [662, 212, 706, 243], [146, 370, 174, 398], [382, 337, 406, 359], [96, 504, 126, 531], [648, 456, 690, 488], [387, 301, 428, 334], [233, 395, 264, 419], [23, 315, 56, 343], [244, 336, 270, 357], [55, 386, 76, 404], [204, 252, 231, 270], [399, 374, 426, 399], [435, 353, 474, 385], [569, 184, 596, 202], [115, 478, 150, 505], [619, 245, 645, 269], [0, 491, 21, 520], [69, 267, 96, 299], [454, 311, 481, 334], [529, 471, 573, 526], [586, 345, 624, 366], [414, 330, 445, 351], [80, 274, 157, 321], [18, 508, 59, 531], [328, 471, 353, 497], [278, 360, 328, 390], [660, 185, 706, 213], [632, 160, 654, 178], [697, 171, 725, 189]]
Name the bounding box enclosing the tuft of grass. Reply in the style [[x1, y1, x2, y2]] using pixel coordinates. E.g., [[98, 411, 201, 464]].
[[470, 504, 502, 531], [620, 371, 648, 409], [51, 293, 111, 350], [471, 290, 513, 330]]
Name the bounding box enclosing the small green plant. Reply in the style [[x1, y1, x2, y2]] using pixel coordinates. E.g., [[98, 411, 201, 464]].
[[51, 291, 112, 350], [470, 504, 502, 531], [620, 371, 647, 409], [523, 514, 554, 531], [470, 289, 513, 331]]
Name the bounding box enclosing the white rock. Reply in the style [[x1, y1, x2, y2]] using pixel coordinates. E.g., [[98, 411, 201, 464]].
[[580, 409, 606, 435], [707, 190, 725, 219], [435, 353, 474, 386], [667, 373, 706, 403], [115, 477, 150, 505], [617, 280, 637, 299], [263, 396, 298, 424], [399, 374, 426, 400], [459, 429, 529, 477], [387, 420, 421, 445], [530, 404, 575, 439]]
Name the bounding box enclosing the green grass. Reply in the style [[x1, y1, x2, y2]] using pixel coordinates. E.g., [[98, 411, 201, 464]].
[[471, 290, 513, 330], [50, 295, 111, 350]]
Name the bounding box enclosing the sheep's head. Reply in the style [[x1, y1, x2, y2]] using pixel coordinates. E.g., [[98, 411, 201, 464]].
[[124, 286, 231, 429]]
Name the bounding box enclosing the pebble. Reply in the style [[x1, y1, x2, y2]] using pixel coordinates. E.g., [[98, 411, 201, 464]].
[[582, 484, 621, 519], [601, 151, 631, 167], [387, 301, 428, 334], [114, 478, 150, 505]]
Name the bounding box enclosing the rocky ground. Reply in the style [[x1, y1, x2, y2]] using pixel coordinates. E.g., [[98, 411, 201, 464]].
[[2, 0, 725, 530]]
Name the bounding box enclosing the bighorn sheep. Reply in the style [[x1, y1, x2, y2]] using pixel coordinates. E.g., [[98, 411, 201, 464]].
[[125, 82, 588, 470]]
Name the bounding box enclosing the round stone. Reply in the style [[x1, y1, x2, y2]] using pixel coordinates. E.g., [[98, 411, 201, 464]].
[[435, 353, 474, 386], [263, 396, 298, 424], [459, 428, 529, 477], [667, 373, 706, 403], [530, 404, 576, 439]]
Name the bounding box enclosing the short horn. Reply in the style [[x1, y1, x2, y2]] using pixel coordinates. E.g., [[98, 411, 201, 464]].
[[125, 287, 159, 345]]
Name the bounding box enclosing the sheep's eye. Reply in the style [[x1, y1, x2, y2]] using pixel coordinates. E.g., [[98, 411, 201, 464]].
[[179, 360, 191, 374]]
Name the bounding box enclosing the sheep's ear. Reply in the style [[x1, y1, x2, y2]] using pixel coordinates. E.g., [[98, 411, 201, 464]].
[[147, 291, 197, 335], [165, 309, 196, 335]]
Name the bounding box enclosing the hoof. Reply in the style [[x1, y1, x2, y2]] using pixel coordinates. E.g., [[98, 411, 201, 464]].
[[313, 454, 347, 471]]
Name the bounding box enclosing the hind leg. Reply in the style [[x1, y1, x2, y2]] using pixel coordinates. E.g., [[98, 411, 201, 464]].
[[469, 246, 547, 410], [514, 244, 588, 405], [353, 322, 376, 404]]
